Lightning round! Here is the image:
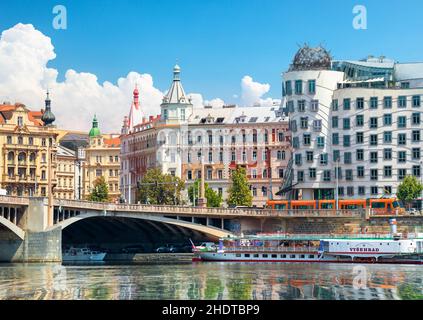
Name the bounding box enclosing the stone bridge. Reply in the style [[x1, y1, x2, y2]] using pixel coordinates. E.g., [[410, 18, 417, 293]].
[[0, 195, 422, 262]]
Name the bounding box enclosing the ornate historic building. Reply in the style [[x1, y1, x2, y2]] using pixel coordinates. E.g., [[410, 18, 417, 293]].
[[120, 65, 291, 206], [54, 145, 76, 200], [82, 116, 121, 201], [0, 93, 58, 197]]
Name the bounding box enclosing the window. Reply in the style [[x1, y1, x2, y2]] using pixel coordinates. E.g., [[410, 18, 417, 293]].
[[308, 80, 316, 94], [398, 169, 407, 180], [317, 136, 325, 148], [347, 186, 354, 196], [292, 137, 299, 148], [370, 169, 378, 181], [384, 186, 392, 195], [383, 114, 392, 126], [251, 169, 257, 179], [356, 149, 364, 161], [401, 82, 410, 89], [297, 171, 304, 182], [370, 97, 378, 109], [384, 131, 392, 143], [384, 96, 392, 108], [356, 115, 364, 126], [295, 154, 302, 166], [413, 113, 421, 125], [370, 117, 378, 129], [356, 98, 364, 109], [357, 166, 365, 178], [332, 133, 339, 145], [7, 136, 12, 144], [278, 169, 284, 178], [295, 80, 303, 95], [163, 109, 168, 120], [300, 117, 308, 129], [384, 166, 392, 178], [187, 152, 192, 163], [278, 132, 284, 142], [398, 133, 407, 146], [343, 135, 350, 147], [384, 148, 392, 161], [96, 169, 102, 177], [109, 155, 113, 162], [209, 151, 213, 162], [41, 170, 46, 180], [218, 170, 223, 180], [313, 120, 322, 131], [298, 100, 306, 112], [412, 130, 421, 142], [287, 101, 294, 113], [333, 150, 340, 162], [343, 98, 351, 110], [332, 99, 339, 111], [398, 151, 407, 163], [323, 170, 331, 182], [332, 116, 338, 128], [413, 95, 421, 107], [320, 153, 328, 165], [398, 116, 407, 128], [344, 152, 352, 164], [187, 171, 192, 180], [358, 186, 366, 195], [371, 186, 378, 196], [412, 148, 421, 160], [338, 187, 344, 196], [346, 169, 353, 181], [231, 151, 236, 162], [398, 96, 407, 108], [343, 118, 350, 130], [413, 165, 421, 177], [311, 100, 319, 112], [285, 81, 292, 95], [309, 168, 316, 179], [306, 151, 314, 162], [42, 138, 46, 146], [356, 132, 364, 144], [370, 151, 378, 163], [370, 134, 378, 146]]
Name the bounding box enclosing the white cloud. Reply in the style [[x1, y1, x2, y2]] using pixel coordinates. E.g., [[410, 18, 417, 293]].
[[0, 23, 163, 133], [204, 98, 225, 108], [240, 75, 280, 107]]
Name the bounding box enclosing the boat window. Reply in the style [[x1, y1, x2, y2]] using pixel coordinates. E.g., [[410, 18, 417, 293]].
[[244, 254, 250, 258], [309, 255, 314, 259], [262, 254, 268, 258], [236, 254, 241, 257], [253, 254, 259, 258], [290, 255, 296, 259], [300, 255, 305, 259], [281, 254, 286, 258], [271, 254, 277, 258]]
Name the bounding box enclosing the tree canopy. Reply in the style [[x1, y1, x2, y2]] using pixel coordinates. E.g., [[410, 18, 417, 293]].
[[227, 166, 253, 207], [88, 176, 109, 202], [188, 179, 223, 207], [137, 168, 185, 205], [397, 175, 423, 206]]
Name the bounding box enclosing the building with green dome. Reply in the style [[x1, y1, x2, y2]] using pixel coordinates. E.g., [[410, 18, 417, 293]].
[[88, 115, 101, 138]]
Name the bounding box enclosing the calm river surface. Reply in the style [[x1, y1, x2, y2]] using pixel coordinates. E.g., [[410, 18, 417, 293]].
[[0, 262, 422, 300]]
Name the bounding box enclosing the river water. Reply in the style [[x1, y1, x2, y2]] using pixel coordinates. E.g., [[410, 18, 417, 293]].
[[0, 262, 422, 300]]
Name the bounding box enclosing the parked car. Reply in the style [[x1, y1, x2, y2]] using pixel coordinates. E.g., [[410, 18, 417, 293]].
[[155, 245, 175, 253]]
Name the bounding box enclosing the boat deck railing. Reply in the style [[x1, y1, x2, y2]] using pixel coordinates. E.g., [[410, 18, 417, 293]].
[[222, 246, 320, 253]]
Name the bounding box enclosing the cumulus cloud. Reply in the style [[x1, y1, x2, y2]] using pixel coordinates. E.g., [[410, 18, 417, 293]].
[[0, 23, 163, 133], [240, 75, 280, 107], [204, 98, 225, 108]]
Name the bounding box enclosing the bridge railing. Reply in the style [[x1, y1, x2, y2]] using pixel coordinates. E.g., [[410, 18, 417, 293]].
[[53, 198, 364, 218], [0, 195, 30, 205]]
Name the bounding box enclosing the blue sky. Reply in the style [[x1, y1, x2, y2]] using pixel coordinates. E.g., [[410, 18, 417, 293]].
[[0, 0, 422, 104]]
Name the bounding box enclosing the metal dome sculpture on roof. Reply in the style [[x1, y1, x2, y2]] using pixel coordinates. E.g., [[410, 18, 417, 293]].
[[289, 44, 332, 71]]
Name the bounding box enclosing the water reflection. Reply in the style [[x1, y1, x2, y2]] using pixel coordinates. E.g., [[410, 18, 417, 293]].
[[0, 263, 421, 300]]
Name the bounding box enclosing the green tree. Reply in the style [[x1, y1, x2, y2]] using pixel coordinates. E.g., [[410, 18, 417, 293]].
[[397, 175, 423, 208], [188, 180, 223, 207], [227, 166, 253, 207], [137, 168, 185, 205], [88, 176, 109, 202]]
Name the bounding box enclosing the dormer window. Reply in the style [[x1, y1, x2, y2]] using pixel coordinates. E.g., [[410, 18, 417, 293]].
[[17, 116, 23, 127]]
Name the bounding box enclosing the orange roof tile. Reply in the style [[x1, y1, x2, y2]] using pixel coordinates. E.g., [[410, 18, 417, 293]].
[[104, 137, 121, 147]]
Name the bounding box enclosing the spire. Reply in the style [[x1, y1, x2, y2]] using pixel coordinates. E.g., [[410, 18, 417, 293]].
[[89, 114, 101, 137], [133, 83, 140, 110], [162, 64, 190, 104], [41, 90, 55, 126]]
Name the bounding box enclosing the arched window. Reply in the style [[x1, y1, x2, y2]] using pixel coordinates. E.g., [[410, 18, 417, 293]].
[[18, 152, 26, 163], [8, 151, 14, 162], [30, 153, 36, 163]]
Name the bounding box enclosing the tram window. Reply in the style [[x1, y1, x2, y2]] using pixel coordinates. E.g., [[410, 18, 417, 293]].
[[253, 254, 259, 258], [244, 254, 250, 258], [271, 254, 277, 258]]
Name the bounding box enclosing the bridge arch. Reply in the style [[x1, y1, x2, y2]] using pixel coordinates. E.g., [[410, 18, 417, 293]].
[[54, 212, 234, 239], [0, 216, 25, 240]]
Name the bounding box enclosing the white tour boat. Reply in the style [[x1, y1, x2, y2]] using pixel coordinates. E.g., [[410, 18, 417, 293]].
[[62, 247, 107, 262]]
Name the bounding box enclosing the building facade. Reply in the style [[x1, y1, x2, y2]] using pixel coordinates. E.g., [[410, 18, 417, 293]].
[[120, 65, 291, 206], [0, 94, 58, 197], [82, 116, 121, 201], [284, 45, 423, 201], [54, 145, 76, 199]]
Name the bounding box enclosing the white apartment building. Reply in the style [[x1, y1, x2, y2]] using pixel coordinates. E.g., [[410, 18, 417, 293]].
[[284, 45, 423, 201]]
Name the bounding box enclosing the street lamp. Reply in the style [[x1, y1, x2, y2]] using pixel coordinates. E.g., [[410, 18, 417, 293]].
[[335, 157, 339, 211]]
